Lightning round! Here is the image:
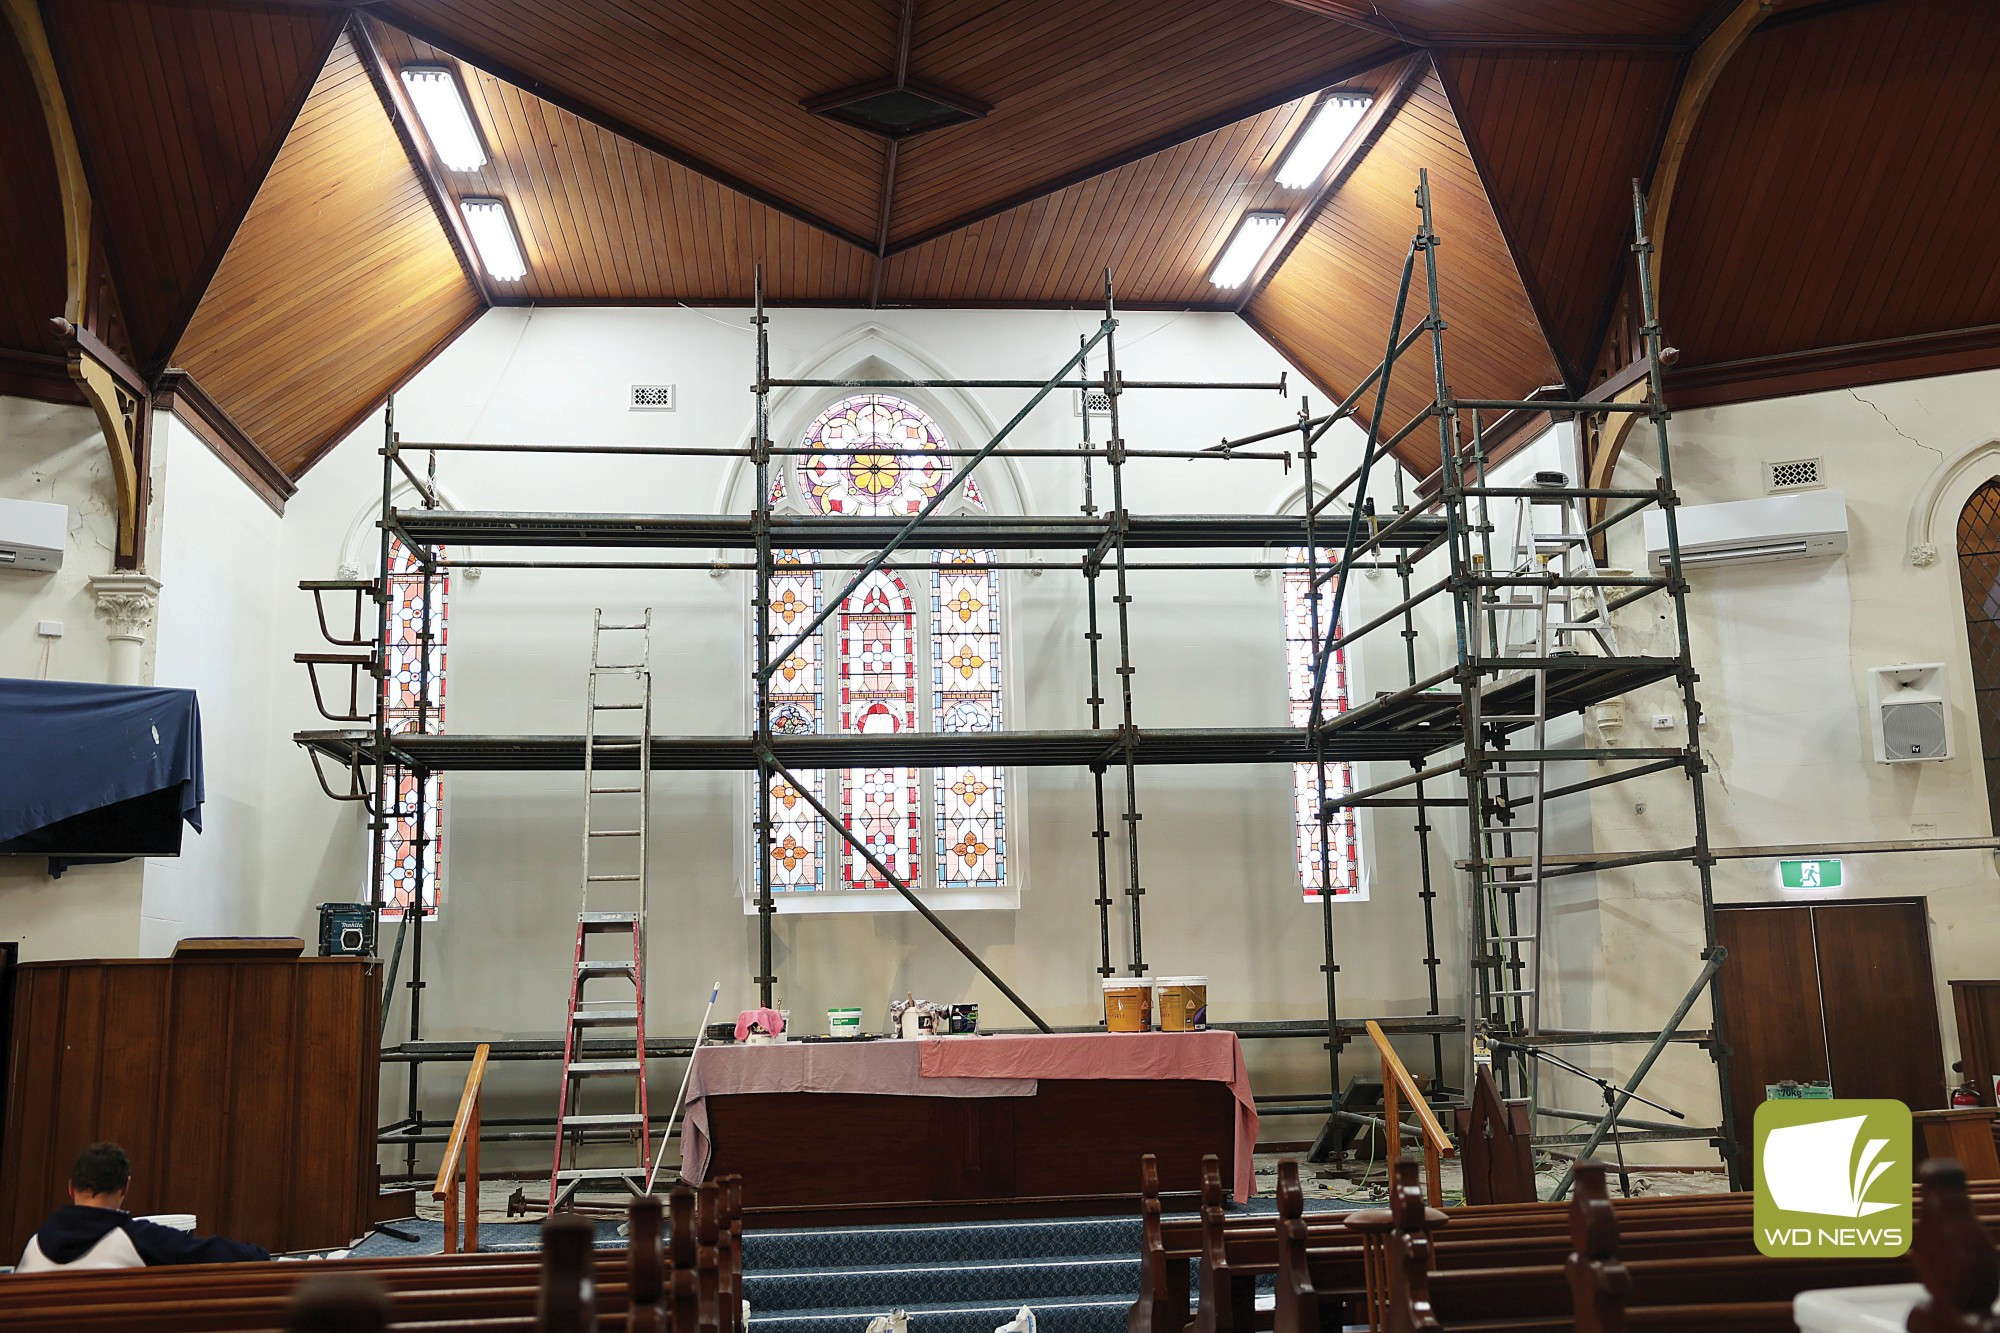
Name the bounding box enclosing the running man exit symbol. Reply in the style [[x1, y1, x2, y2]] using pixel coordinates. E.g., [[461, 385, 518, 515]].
[[1779, 858, 1843, 889]]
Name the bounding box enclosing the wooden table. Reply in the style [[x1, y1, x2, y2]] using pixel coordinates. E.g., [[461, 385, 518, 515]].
[[687, 1032, 1248, 1224]]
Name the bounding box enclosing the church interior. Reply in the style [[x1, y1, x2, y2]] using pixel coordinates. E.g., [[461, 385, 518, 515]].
[[4, 0, 2000, 1327]]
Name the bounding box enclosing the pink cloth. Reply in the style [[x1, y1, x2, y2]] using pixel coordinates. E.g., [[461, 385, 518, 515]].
[[733, 1008, 786, 1041], [678, 1040, 1035, 1184], [918, 1030, 1260, 1200]]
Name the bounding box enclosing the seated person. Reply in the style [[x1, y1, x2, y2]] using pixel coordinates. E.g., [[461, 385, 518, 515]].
[[15, 1142, 270, 1271]]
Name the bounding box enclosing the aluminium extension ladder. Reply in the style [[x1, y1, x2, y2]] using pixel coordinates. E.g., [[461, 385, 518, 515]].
[[549, 609, 655, 1213], [1469, 473, 1617, 1042]]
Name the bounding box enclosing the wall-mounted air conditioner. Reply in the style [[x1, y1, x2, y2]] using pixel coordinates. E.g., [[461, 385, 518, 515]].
[[1642, 490, 1847, 573], [0, 496, 66, 573]]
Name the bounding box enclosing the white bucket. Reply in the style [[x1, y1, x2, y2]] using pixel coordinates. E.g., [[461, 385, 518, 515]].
[[827, 1007, 863, 1038]]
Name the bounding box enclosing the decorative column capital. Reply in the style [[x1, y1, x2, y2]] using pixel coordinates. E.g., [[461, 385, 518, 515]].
[[87, 571, 161, 641]]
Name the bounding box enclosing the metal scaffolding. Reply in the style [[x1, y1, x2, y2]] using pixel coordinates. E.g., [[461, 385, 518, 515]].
[[296, 170, 1741, 1188]]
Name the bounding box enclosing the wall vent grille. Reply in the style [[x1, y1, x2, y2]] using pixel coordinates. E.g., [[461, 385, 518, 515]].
[[1766, 457, 1822, 492], [1075, 387, 1113, 418], [630, 384, 677, 412]]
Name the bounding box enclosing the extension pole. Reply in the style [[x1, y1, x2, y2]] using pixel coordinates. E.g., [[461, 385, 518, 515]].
[[646, 981, 721, 1194]]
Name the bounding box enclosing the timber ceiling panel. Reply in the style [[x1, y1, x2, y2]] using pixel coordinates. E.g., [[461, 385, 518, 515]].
[[1278, 0, 1716, 40], [1661, 0, 2000, 371], [174, 34, 483, 476], [42, 0, 342, 372], [370, 24, 872, 303], [879, 96, 1316, 307], [0, 20, 66, 360], [1436, 48, 1682, 388], [882, 3, 1402, 246], [1246, 65, 1560, 479]]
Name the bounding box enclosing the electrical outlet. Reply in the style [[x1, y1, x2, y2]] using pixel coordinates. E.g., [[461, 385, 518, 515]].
[[1650, 714, 1675, 730], [36, 620, 62, 638]]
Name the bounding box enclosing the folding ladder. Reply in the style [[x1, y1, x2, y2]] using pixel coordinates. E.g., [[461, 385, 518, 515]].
[[1469, 474, 1617, 1042], [549, 609, 654, 1213]]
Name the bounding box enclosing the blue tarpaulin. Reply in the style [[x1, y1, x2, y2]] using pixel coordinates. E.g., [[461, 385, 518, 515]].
[[0, 678, 204, 863]]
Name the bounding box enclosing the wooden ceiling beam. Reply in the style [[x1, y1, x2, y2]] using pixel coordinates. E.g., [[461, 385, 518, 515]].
[[1238, 54, 1425, 313], [884, 41, 1414, 257], [351, 13, 493, 306], [868, 0, 917, 309], [371, 4, 879, 254], [1270, 0, 1429, 45]]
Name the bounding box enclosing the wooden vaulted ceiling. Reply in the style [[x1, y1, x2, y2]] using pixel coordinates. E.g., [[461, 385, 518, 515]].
[[1, 0, 1996, 494]]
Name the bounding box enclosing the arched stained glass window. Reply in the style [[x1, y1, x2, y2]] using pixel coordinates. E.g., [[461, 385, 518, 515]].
[[1282, 548, 1362, 900], [801, 394, 983, 516], [1958, 481, 2000, 833], [934, 551, 1005, 887], [753, 395, 1008, 902], [379, 536, 447, 917]]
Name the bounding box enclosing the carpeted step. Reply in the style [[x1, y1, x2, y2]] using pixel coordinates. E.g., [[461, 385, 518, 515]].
[[744, 1254, 1139, 1312], [742, 1217, 1139, 1271], [748, 1293, 1131, 1333]]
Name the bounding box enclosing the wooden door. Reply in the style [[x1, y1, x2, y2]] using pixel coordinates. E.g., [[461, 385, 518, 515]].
[[1812, 901, 1946, 1109], [1715, 905, 1828, 1166]]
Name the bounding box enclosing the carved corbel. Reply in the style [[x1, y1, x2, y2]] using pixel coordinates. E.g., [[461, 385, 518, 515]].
[[53, 318, 149, 569]]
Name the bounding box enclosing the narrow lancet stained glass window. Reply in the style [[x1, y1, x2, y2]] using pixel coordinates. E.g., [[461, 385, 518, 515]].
[[1283, 548, 1361, 900], [379, 536, 447, 917], [764, 550, 825, 891], [933, 550, 1005, 887], [1958, 482, 2000, 834], [839, 569, 920, 888], [801, 394, 983, 516]]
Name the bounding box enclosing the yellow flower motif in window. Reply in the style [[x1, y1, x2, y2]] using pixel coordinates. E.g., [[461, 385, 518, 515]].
[[850, 452, 901, 496], [776, 651, 809, 684], [774, 781, 800, 811], [772, 835, 808, 872], [949, 772, 989, 808], [950, 831, 990, 867], [772, 587, 807, 625], [947, 645, 985, 680], [945, 588, 983, 624]]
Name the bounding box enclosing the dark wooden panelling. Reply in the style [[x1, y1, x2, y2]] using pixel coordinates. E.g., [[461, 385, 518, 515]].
[[1714, 904, 1828, 1175], [0, 19, 68, 360], [1436, 48, 1682, 388], [0, 958, 379, 1258], [1279, 0, 1715, 39], [882, 96, 1315, 307], [1952, 980, 2000, 1109], [1663, 0, 2000, 375], [371, 23, 872, 303], [174, 34, 484, 476], [886, 3, 1400, 246], [1245, 66, 1560, 479], [43, 0, 342, 369], [1813, 901, 1947, 1110]]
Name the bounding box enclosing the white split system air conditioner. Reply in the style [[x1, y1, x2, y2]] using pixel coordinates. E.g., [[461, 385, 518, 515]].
[[1642, 490, 1847, 572], [0, 496, 66, 573]]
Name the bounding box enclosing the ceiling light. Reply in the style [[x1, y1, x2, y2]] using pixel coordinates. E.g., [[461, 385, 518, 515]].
[[401, 65, 486, 171], [1210, 212, 1287, 289], [1276, 93, 1373, 189], [459, 198, 526, 281]]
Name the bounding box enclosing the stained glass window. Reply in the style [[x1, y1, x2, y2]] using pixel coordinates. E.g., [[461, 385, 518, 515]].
[[1958, 482, 2000, 834], [379, 536, 447, 917], [800, 394, 983, 516], [763, 550, 825, 891], [839, 569, 921, 888], [933, 550, 1005, 887], [1283, 548, 1362, 900]]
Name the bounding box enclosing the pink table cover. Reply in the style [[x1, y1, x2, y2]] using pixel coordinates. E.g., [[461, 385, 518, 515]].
[[678, 1040, 1034, 1185], [918, 1030, 1260, 1200]]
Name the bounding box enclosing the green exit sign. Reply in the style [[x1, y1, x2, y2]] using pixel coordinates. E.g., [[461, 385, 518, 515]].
[[1779, 858, 1843, 889]]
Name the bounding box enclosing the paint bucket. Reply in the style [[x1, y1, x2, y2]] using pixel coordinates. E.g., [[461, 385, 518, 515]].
[[1103, 977, 1152, 1033], [827, 1007, 863, 1038], [1156, 977, 1208, 1032]]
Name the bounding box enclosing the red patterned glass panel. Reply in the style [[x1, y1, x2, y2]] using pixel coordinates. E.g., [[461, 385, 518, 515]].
[[838, 569, 920, 888], [379, 537, 446, 917], [1283, 548, 1360, 900], [1958, 482, 2000, 834]]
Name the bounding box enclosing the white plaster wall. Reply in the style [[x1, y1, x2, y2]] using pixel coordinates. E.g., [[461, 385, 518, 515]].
[[1558, 368, 2000, 1160], [265, 307, 1465, 1167], [144, 414, 285, 954]]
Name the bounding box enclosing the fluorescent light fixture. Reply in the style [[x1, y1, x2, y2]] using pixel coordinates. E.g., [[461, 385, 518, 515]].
[[1276, 93, 1373, 189], [400, 65, 486, 171], [459, 198, 526, 281], [1209, 211, 1286, 288]]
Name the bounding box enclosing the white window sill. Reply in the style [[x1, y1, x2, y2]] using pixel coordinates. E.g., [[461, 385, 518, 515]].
[[742, 888, 1019, 915]]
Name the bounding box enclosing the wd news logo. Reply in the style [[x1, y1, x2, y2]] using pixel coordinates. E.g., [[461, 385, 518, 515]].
[[1753, 1099, 1912, 1257]]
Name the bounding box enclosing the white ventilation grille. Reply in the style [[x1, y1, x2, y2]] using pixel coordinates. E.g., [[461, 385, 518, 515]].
[[1766, 457, 1822, 492], [630, 383, 677, 412], [1074, 387, 1112, 418]]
